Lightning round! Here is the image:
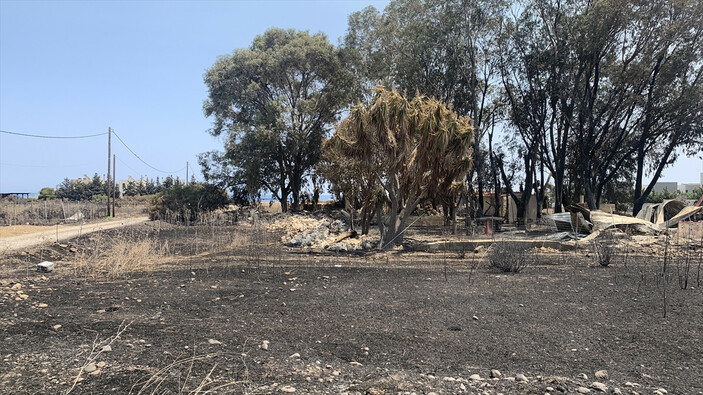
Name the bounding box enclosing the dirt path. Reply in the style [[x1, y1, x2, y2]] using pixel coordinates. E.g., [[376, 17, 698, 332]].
[[0, 217, 150, 253]]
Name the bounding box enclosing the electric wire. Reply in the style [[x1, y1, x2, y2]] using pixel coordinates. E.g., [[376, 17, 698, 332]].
[[111, 130, 186, 175], [0, 129, 107, 139], [1, 128, 188, 178]]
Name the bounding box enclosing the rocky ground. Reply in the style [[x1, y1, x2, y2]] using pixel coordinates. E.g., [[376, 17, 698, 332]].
[[1, 216, 702, 394]]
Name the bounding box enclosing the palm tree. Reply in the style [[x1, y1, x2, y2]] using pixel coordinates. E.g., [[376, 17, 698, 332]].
[[330, 86, 474, 248]]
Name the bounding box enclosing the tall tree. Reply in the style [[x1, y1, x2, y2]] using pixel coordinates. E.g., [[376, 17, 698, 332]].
[[328, 87, 473, 248], [203, 28, 354, 212], [343, 0, 501, 218], [629, 0, 703, 215]]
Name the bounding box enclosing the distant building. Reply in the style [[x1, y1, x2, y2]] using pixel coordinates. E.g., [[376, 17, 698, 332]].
[[678, 183, 701, 194], [652, 182, 677, 193], [118, 176, 147, 197]]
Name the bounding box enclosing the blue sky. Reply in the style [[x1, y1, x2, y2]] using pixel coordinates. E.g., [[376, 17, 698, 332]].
[[0, 0, 389, 193], [1, 0, 701, 194]]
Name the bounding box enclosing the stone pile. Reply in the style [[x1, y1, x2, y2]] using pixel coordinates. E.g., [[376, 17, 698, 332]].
[[269, 214, 377, 251]]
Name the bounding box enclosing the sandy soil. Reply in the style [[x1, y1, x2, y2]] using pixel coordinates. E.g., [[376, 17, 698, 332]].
[[0, 217, 150, 253]]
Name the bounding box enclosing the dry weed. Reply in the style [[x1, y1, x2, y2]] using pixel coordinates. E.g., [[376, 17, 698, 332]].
[[72, 234, 166, 279]]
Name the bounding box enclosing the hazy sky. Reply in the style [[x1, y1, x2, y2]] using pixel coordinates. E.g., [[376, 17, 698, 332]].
[[1, 0, 701, 194], [0, 0, 389, 193]]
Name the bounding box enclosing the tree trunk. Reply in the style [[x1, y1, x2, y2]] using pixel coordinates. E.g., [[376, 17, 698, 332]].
[[375, 200, 385, 249]]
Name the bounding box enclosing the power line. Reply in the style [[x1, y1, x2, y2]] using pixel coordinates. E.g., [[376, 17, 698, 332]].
[[111, 130, 186, 175], [0, 129, 107, 139]]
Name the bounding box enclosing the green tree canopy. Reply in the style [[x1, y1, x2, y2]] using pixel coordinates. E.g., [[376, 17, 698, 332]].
[[203, 28, 355, 212]]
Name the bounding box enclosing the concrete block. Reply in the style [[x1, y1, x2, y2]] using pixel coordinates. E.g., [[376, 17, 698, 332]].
[[37, 261, 54, 273]]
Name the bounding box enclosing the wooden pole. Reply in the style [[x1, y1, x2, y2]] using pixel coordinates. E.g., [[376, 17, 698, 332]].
[[186, 161, 189, 185], [107, 127, 112, 217], [112, 154, 116, 218]]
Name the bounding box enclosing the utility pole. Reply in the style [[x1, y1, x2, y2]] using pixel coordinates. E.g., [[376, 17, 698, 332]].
[[186, 161, 189, 185], [112, 154, 116, 218], [107, 127, 112, 217]]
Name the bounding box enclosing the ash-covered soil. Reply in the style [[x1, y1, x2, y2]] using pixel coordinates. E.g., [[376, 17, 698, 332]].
[[1, 220, 702, 394]]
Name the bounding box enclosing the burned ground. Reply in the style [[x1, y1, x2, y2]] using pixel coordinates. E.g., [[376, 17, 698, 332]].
[[1, 221, 702, 394]]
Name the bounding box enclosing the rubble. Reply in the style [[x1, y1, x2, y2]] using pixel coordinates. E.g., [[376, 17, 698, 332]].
[[268, 214, 378, 251]]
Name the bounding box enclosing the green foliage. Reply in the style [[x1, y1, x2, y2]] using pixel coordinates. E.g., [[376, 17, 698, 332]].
[[56, 174, 108, 201], [645, 189, 679, 203], [38, 187, 56, 200], [147, 182, 229, 223], [681, 187, 703, 200], [203, 28, 355, 212]]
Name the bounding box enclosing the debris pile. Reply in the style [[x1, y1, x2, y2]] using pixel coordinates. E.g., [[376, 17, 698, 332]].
[[268, 214, 377, 251]]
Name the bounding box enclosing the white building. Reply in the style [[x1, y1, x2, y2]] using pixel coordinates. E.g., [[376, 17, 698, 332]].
[[678, 183, 701, 194]]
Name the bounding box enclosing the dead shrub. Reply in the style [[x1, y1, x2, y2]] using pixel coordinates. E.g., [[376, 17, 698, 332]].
[[591, 230, 619, 267], [488, 241, 533, 273]]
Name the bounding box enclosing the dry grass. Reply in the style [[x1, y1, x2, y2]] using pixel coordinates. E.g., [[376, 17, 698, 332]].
[[72, 233, 167, 279], [130, 353, 246, 395]]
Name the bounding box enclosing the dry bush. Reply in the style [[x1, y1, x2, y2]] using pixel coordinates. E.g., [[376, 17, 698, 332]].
[[130, 353, 245, 395], [72, 234, 166, 279], [488, 241, 533, 273], [591, 230, 619, 267]]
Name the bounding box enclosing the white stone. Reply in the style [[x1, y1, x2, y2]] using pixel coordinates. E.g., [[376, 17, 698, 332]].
[[594, 370, 608, 380]]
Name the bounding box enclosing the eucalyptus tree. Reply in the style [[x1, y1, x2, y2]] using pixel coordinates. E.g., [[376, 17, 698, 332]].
[[203, 28, 354, 212], [629, 0, 703, 215]]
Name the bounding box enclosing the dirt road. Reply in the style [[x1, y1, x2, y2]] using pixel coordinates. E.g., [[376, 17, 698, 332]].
[[0, 217, 150, 253]]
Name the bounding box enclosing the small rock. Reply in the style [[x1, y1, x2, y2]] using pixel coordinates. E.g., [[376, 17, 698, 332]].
[[545, 387, 554, 392], [443, 376, 456, 382], [655, 388, 667, 394], [37, 303, 48, 308], [460, 383, 466, 391], [89, 369, 101, 375], [469, 374, 482, 381], [332, 370, 340, 376], [612, 388, 622, 394], [624, 382, 639, 387], [515, 374, 528, 382], [350, 361, 363, 366], [594, 370, 608, 380], [96, 361, 106, 368], [289, 353, 300, 359], [280, 386, 296, 393], [576, 387, 590, 394], [10, 283, 22, 290], [97, 309, 106, 314], [490, 369, 502, 379], [472, 315, 479, 320], [84, 363, 97, 373], [590, 382, 608, 392], [207, 339, 222, 345], [52, 324, 62, 331], [210, 285, 218, 289], [261, 340, 269, 350], [578, 373, 588, 380], [101, 345, 112, 352]]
